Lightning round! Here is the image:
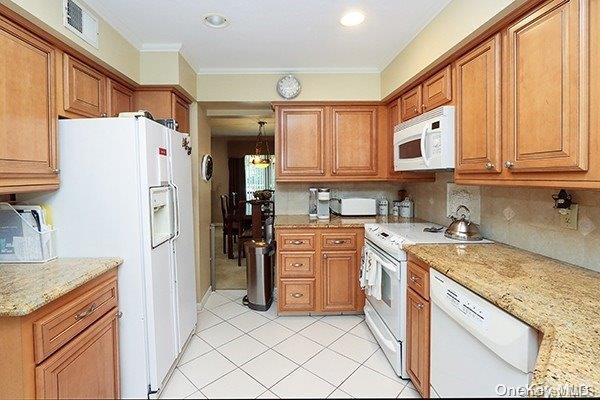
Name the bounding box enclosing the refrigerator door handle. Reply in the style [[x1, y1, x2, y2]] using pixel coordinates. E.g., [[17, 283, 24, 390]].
[[171, 183, 181, 241]]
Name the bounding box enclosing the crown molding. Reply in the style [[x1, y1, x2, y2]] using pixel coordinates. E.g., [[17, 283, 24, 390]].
[[196, 67, 381, 75]]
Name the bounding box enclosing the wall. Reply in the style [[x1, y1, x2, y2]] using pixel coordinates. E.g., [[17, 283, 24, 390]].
[[275, 182, 404, 216], [380, 0, 526, 97], [197, 73, 380, 102], [139, 51, 197, 98], [1, 0, 140, 81], [403, 173, 600, 272], [195, 107, 212, 299]]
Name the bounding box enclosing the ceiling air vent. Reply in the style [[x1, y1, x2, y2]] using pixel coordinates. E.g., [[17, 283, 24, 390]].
[[63, 0, 99, 48]]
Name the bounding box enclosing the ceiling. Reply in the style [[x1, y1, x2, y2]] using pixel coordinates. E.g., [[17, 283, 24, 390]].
[[85, 0, 450, 73], [202, 102, 274, 137]]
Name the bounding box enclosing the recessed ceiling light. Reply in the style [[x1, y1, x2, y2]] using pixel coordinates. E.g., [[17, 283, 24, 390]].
[[204, 13, 229, 28], [340, 11, 365, 27]]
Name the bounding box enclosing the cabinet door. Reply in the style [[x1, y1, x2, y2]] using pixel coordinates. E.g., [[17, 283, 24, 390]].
[[0, 16, 58, 192], [330, 107, 378, 176], [107, 79, 133, 117], [406, 289, 430, 398], [321, 251, 357, 312], [506, 0, 588, 172], [36, 311, 120, 399], [63, 54, 107, 117], [277, 107, 326, 177], [400, 86, 422, 121], [172, 94, 190, 133], [455, 34, 503, 174], [422, 65, 452, 112]]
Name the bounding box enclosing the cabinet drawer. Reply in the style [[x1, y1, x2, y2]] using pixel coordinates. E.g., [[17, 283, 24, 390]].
[[407, 260, 429, 300], [321, 232, 357, 251], [33, 276, 118, 363], [279, 233, 316, 251], [279, 252, 315, 278], [279, 279, 316, 311]]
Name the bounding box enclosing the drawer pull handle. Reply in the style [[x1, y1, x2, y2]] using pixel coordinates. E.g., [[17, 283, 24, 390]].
[[416, 303, 424, 310], [75, 303, 97, 320], [332, 240, 346, 244], [410, 276, 420, 282], [291, 293, 304, 299], [291, 263, 304, 267], [290, 240, 304, 245]]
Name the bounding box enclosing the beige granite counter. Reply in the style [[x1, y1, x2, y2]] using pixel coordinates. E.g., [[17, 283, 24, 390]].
[[0, 258, 122, 317], [405, 243, 600, 397], [275, 214, 418, 228]]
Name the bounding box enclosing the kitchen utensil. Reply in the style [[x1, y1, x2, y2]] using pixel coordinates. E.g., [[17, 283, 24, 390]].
[[445, 205, 483, 241]]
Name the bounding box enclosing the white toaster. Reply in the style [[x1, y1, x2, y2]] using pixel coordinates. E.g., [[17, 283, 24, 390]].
[[330, 198, 377, 216]]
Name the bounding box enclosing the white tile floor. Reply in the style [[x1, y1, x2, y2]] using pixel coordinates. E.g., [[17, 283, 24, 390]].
[[159, 290, 422, 399]]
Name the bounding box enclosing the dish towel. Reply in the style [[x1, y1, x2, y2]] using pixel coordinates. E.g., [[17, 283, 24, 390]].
[[359, 248, 382, 301]]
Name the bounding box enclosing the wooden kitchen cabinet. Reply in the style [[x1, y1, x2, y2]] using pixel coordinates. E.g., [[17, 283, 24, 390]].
[[0, 270, 120, 399], [422, 65, 452, 112], [455, 34, 502, 175], [0, 15, 58, 194], [400, 86, 422, 121], [330, 106, 378, 176], [321, 251, 358, 312], [406, 256, 430, 398], [276, 107, 326, 177], [407, 288, 430, 398], [62, 54, 107, 118], [134, 88, 193, 133], [505, 0, 588, 173], [107, 79, 134, 117], [35, 311, 120, 399], [276, 227, 364, 314]]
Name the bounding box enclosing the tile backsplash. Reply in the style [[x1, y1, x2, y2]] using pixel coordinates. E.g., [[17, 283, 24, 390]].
[[275, 182, 403, 215], [404, 172, 600, 272]]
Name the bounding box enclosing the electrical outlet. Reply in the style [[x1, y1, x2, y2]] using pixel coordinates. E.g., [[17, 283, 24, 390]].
[[558, 204, 578, 230]]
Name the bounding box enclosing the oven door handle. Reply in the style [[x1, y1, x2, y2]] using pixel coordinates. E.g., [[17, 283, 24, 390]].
[[365, 311, 397, 353], [420, 126, 430, 167]]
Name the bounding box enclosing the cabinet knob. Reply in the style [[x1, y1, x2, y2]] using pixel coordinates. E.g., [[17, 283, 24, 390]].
[[410, 276, 420, 282], [422, 104, 427, 110], [101, 113, 108, 117], [485, 162, 495, 170], [52, 168, 60, 174], [416, 303, 424, 309], [504, 161, 515, 169], [323, 254, 327, 259], [291, 293, 304, 299]]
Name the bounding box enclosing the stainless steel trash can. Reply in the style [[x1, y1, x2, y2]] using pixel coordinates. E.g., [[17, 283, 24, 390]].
[[244, 239, 275, 311]]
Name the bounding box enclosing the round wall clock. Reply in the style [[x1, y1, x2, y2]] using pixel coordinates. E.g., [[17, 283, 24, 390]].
[[276, 74, 301, 99], [201, 154, 213, 181]]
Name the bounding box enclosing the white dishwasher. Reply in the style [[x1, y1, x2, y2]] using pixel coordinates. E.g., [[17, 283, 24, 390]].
[[430, 269, 539, 398]]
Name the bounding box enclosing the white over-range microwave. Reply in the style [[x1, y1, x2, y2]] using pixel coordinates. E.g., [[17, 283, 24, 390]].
[[393, 106, 455, 171]]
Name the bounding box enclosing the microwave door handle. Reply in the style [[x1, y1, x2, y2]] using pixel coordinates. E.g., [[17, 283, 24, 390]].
[[420, 126, 430, 167]]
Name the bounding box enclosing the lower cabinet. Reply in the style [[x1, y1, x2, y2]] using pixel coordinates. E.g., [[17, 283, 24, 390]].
[[406, 257, 430, 398], [276, 227, 364, 314], [0, 270, 120, 399]]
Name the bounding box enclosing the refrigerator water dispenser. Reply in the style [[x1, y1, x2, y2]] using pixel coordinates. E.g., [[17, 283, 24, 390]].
[[150, 186, 175, 248]]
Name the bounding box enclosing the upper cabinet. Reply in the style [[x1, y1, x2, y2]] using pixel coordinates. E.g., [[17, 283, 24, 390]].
[[62, 54, 107, 118], [400, 86, 423, 121], [400, 66, 452, 122], [0, 15, 58, 194], [454, 0, 597, 189], [277, 107, 326, 177], [107, 79, 134, 117], [330, 106, 378, 176], [455, 34, 502, 174], [505, 0, 588, 173], [422, 65, 452, 112], [134, 88, 192, 133]]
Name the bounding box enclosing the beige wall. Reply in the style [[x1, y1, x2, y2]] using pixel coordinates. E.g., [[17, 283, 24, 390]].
[[197, 73, 380, 102], [139, 51, 197, 98], [195, 107, 212, 299], [2, 0, 140, 81], [380, 0, 525, 97], [403, 173, 600, 272]]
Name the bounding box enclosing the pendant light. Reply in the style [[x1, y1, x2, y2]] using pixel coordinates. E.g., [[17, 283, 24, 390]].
[[251, 121, 271, 169]]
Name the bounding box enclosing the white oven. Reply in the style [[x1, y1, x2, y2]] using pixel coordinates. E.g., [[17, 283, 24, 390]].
[[393, 106, 455, 171], [362, 238, 408, 378]]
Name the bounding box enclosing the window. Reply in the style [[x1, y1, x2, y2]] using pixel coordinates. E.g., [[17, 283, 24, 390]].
[[244, 155, 275, 214]]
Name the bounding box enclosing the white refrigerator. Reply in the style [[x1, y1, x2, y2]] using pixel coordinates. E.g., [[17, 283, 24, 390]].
[[32, 117, 197, 398]]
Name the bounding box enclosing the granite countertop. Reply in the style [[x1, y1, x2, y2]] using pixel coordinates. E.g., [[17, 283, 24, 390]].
[[0, 258, 122, 317], [275, 214, 418, 228], [405, 243, 600, 397]]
